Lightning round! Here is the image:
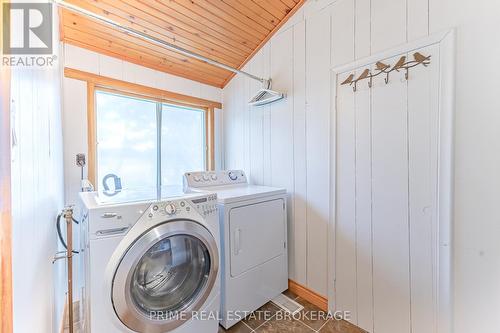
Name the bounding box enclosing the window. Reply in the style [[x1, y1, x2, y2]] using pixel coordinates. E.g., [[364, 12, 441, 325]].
[[161, 104, 206, 187], [96, 91, 158, 190], [95, 89, 209, 191]]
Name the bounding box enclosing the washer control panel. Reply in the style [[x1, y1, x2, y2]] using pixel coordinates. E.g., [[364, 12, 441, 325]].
[[184, 170, 247, 189], [146, 194, 218, 219]]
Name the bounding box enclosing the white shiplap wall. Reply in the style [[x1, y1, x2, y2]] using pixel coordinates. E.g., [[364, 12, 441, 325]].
[[10, 52, 65, 332], [62, 44, 223, 205], [223, 2, 500, 333]]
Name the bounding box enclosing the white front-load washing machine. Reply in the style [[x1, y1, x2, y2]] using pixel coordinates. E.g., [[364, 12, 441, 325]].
[[183, 171, 288, 329], [78, 188, 220, 333]]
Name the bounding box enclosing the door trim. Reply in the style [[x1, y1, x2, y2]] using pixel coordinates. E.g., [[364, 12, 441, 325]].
[[112, 220, 218, 333]]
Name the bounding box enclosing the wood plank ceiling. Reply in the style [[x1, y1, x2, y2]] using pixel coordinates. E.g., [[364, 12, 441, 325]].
[[60, 0, 305, 88]]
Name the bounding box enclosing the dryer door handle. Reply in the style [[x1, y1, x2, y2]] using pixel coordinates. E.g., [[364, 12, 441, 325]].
[[234, 228, 242, 255]]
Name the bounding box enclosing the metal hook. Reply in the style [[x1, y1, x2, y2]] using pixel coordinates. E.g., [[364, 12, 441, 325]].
[[368, 76, 373, 88], [384, 72, 390, 84], [405, 68, 409, 80], [352, 81, 357, 92]]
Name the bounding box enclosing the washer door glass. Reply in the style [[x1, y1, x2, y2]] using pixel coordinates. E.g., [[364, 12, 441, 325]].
[[112, 220, 219, 333], [131, 234, 210, 316]]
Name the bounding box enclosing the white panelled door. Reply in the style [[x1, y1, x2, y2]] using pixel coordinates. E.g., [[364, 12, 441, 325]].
[[330, 32, 454, 333]]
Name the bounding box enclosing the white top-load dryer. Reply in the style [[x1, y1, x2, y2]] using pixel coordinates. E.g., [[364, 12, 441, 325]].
[[183, 170, 288, 329], [78, 187, 220, 333]]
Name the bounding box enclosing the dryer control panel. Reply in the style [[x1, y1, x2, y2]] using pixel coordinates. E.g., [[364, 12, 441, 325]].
[[184, 170, 247, 189], [146, 194, 218, 219]]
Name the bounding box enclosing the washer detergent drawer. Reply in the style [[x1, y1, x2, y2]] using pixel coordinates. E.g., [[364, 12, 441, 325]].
[[229, 198, 285, 277], [88, 202, 147, 239]]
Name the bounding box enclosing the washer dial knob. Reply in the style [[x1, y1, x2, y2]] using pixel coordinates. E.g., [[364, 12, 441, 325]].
[[165, 203, 176, 215], [211, 174, 218, 180], [193, 175, 201, 182], [228, 171, 238, 181], [202, 174, 210, 181]]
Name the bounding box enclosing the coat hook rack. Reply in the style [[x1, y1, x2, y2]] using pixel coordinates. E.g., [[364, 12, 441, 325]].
[[340, 52, 431, 91]]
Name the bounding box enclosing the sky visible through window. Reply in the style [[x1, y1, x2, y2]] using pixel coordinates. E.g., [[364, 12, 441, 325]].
[[96, 91, 205, 193], [161, 104, 205, 187]]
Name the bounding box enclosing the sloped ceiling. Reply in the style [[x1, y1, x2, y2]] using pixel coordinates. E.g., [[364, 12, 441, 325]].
[[60, 0, 305, 87]]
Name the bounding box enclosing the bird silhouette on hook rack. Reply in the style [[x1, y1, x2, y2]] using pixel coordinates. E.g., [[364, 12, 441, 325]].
[[340, 52, 432, 91]]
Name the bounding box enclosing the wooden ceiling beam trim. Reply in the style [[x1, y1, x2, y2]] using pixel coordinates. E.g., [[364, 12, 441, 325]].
[[222, 0, 306, 87], [132, 0, 255, 54], [112, 0, 254, 57], [203, 0, 272, 35], [65, 0, 247, 65], [59, 6, 65, 39], [64, 38, 228, 87], [64, 67, 223, 108], [149, 0, 261, 50], [63, 25, 232, 80], [86, 0, 249, 63], [173, 0, 265, 41]]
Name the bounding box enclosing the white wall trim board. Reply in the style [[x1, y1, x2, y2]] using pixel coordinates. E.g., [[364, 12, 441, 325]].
[[330, 29, 451, 74], [328, 54, 336, 326], [329, 29, 455, 333], [435, 29, 455, 333]]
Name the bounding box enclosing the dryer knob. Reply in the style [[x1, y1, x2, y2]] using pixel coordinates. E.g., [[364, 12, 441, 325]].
[[228, 171, 238, 181], [165, 203, 176, 215], [202, 174, 210, 181]]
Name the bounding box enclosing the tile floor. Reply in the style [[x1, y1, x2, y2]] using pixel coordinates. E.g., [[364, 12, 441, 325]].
[[218, 290, 367, 333]]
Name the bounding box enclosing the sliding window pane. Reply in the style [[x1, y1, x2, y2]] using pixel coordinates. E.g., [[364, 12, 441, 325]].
[[161, 104, 205, 186], [96, 91, 157, 191]]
